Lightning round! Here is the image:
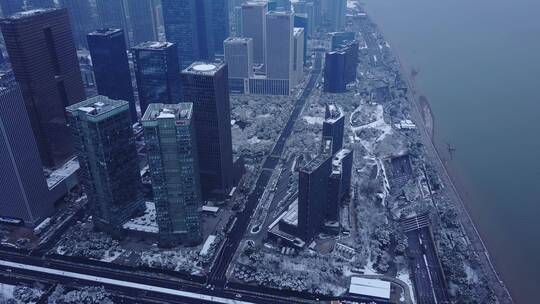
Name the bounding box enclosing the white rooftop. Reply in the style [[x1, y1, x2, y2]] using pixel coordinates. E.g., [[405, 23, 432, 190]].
[[200, 235, 217, 256], [122, 202, 159, 234], [349, 277, 391, 299], [46, 158, 79, 189], [192, 63, 217, 72]]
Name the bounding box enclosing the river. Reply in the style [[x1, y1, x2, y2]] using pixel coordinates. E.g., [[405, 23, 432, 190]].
[[359, 0, 540, 303]]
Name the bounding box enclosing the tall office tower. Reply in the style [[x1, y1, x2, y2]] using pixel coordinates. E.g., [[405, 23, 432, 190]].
[[161, 0, 215, 68], [181, 62, 233, 200], [142, 103, 203, 247], [125, 0, 157, 46], [233, 6, 242, 36], [323, 103, 345, 154], [66, 96, 144, 234], [0, 0, 23, 17], [276, 0, 291, 11], [241, 1, 267, 65], [322, 0, 345, 30], [267, 0, 277, 11], [293, 27, 305, 85], [323, 51, 346, 93], [0, 82, 54, 227], [329, 31, 355, 50], [342, 41, 359, 84], [307, 0, 321, 30], [224, 37, 253, 93], [0, 8, 86, 168], [294, 14, 308, 63], [266, 11, 293, 81], [297, 151, 333, 241], [208, 0, 230, 56], [58, 0, 95, 48], [87, 28, 137, 122], [95, 0, 129, 45], [326, 148, 353, 222], [132, 41, 182, 115], [26, 0, 55, 9]]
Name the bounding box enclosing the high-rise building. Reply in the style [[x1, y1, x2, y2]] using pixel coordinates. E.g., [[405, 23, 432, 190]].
[[266, 11, 294, 86], [162, 0, 228, 68], [181, 62, 234, 200], [293, 27, 305, 85], [241, 1, 267, 65], [95, 0, 129, 45], [208, 0, 230, 55], [326, 148, 353, 222], [322, 0, 345, 31], [342, 41, 359, 84], [26, 0, 55, 9], [0, 81, 55, 227], [233, 6, 242, 36], [323, 51, 346, 93], [0, 0, 24, 17], [276, 0, 291, 11], [125, 0, 157, 46], [0, 8, 86, 168], [87, 28, 137, 122], [323, 103, 345, 154], [66, 96, 144, 233], [132, 41, 182, 115], [142, 103, 202, 246], [329, 31, 355, 50], [294, 14, 308, 63], [297, 151, 333, 241], [224, 37, 253, 93], [58, 0, 95, 48]]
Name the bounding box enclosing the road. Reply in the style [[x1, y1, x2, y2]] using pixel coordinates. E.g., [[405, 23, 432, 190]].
[[207, 70, 321, 288]]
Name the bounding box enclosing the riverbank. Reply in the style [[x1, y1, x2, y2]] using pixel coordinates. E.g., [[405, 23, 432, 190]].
[[358, 4, 514, 303]]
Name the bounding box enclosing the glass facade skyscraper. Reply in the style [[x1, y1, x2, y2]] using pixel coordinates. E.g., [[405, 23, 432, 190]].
[[161, 0, 228, 68], [132, 41, 182, 116], [58, 0, 95, 48], [125, 0, 157, 46], [181, 62, 234, 200], [88, 28, 137, 122], [66, 96, 144, 234], [0, 8, 86, 168], [0, 80, 54, 227], [142, 103, 202, 247]]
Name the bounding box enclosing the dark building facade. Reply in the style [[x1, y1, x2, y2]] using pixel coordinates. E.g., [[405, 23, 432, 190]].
[[125, 0, 157, 46], [323, 51, 346, 93], [294, 14, 308, 64], [142, 103, 202, 247], [0, 0, 24, 17], [326, 148, 353, 223], [132, 41, 182, 116], [66, 96, 144, 234], [95, 0, 129, 45], [26, 0, 55, 9], [330, 31, 355, 50], [88, 28, 137, 121], [297, 152, 333, 241], [59, 0, 95, 48], [181, 62, 234, 200], [0, 8, 86, 168], [0, 81, 54, 227], [342, 41, 359, 84], [162, 0, 227, 68], [322, 103, 345, 154]]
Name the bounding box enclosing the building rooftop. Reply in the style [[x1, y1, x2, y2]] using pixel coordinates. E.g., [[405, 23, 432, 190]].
[[348, 277, 391, 299], [266, 10, 292, 17], [281, 199, 299, 226], [141, 103, 193, 123], [333, 149, 352, 174], [2, 8, 57, 20], [293, 27, 304, 35], [183, 61, 225, 76], [66, 95, 128, 118], [132, 41, 174, 50], [325, 103, 344, 123], [88, 28, 123, 37], [46, 157, 80, 189], [224, 37, 253, 44], [300, 152, 331, 174], [122, 202, 159, 234], [242, 1, 268, 8]]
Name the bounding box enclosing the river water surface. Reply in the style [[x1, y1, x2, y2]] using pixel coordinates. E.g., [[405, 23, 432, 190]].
[[360, 0, 540, 302]]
